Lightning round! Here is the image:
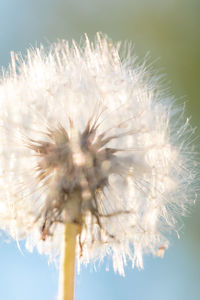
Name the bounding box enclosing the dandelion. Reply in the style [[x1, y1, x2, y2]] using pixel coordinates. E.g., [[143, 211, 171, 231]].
[[0, 33, 197, 299]]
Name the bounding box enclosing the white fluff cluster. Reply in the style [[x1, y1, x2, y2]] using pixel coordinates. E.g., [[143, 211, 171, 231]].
[[0, 34, 197, 275]]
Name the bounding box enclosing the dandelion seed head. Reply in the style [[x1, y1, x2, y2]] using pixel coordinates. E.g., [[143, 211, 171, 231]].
[[0, 33, 198, 275]]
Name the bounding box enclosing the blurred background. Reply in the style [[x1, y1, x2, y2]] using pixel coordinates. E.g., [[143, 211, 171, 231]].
[[0, 0, 199, 299]]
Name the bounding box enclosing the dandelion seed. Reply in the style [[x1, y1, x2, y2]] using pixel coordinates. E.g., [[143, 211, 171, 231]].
[[0, 33, 198, 298]]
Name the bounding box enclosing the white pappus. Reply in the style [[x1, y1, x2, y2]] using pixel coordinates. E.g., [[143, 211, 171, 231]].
[[0, 33, 198, 275]]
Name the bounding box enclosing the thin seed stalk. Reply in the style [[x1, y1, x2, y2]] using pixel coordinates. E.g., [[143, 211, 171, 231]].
[[59, 223, 80, 300]]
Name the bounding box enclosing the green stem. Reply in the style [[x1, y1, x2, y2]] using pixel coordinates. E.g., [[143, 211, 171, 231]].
[[59, 223, 80, 300]]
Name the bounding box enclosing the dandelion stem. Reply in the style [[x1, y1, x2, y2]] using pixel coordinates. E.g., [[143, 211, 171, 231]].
[[59, 223, 80, 300]]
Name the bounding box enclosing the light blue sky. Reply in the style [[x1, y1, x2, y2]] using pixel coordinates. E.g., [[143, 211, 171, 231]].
[[0, 233, 199, 300]]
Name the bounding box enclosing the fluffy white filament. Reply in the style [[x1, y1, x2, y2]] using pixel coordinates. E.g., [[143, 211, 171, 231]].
[[0, 34, 197, 275]]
